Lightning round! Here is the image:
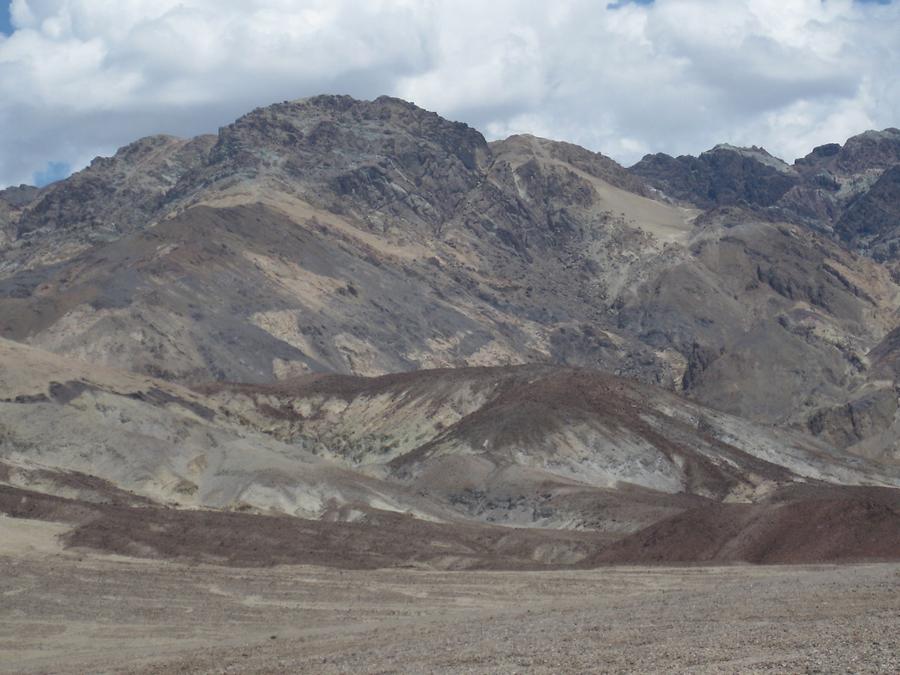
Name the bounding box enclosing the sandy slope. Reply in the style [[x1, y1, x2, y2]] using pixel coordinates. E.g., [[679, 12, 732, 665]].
[[0, 515, 68, 556]]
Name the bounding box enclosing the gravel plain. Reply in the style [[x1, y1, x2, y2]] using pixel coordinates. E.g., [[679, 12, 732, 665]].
[[1, 527, 898, 675]]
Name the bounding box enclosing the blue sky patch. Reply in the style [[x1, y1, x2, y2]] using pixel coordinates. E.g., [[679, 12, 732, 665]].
[[33, 161, 72, 187], [608, 0, 654, 8], [0, 1, 12, 36]]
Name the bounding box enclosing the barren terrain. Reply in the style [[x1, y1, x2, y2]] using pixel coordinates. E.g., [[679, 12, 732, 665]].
[[1, 528, 898, 674], [4, 95, 900, 673]]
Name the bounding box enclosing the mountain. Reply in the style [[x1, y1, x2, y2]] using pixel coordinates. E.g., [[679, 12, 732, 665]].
[[630, 128, 900, 245], [2, 95, 900, 566], [2, 97, 897, 429], [630, 144, 799, 210], [835, 165, 900, 259]]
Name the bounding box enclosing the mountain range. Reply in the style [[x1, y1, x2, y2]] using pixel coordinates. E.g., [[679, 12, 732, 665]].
[[2, 95, 900, 567]]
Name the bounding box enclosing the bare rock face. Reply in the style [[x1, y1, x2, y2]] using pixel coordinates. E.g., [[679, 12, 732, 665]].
[[190, 95, 490, 233], [835, 165, 900, 258], [630, 144, 800, 210], [633, 128, 900, 245], [616, 215, 899, 423], [808, 388, 898, 455], [15, 134, 216, 238], [1, 94, 899, 439], [796, 128, 900, 176], [783, 129, 900, 237], [0, 184, 39, 208], [0, 185, 39, 246]]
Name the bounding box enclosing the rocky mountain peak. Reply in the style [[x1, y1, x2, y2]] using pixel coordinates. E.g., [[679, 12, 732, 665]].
[[0, 184, 40, 208], [795, 127, 900, 176], [179, 95, 491, 234], [208, 94, 490, 173], [630, 143, 799, 209], [6, 96, 498, 247], [706, 143, 796, 175], [629, 128, 900, 240], [14, 133, 215, 238], [491, 134, 651, 197]]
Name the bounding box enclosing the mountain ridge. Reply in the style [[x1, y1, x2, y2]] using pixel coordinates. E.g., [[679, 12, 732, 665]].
[[3, 96, 899, 429], [2, 94, 900, 566]]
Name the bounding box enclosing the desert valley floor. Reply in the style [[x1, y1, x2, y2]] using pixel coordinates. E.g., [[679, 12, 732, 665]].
[[1, 516, 898, 675]]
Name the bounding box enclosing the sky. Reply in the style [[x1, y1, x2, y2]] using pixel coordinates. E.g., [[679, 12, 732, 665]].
[[0, 0, 898, 188]]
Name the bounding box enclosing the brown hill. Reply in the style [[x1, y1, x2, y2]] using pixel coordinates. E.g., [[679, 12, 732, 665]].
[[592, 486, 900, 564]]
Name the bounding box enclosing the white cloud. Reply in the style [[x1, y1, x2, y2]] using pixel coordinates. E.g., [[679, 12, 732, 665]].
[[1, 0, 899, 187]]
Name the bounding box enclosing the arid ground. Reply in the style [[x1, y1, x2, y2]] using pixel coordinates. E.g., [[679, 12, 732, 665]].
[[1, 516, 898, 675]]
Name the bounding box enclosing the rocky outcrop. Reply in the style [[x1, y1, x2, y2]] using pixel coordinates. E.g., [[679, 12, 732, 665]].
[[0, 184, 39, 208], [808, 388, 899, 450], [630, 144, 799, 209], [632, 128, 900, 248], [15, 134, 216, 239], [796, 128, 900, 176], [835, 165, 900, 258]]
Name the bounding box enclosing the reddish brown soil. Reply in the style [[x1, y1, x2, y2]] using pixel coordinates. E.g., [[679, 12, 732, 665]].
[[0, 485, 608, 570], [592, 486, 900, 564], [4, 482, 900, 569]]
